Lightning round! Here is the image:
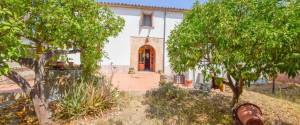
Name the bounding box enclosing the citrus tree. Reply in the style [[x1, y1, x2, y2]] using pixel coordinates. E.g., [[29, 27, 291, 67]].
[[0, 0, 124, 124], [168, 0, 300, 107]]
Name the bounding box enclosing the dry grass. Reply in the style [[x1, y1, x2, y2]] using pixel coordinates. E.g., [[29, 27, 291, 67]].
[[246, 83, 300, 103], [243, 83, 300, 125], [145, 83, 300, 125], [64, 92, 163, 125], [144, 83, 233, 125], [0, 94, 38, 125], [1, 82, 299, 125]]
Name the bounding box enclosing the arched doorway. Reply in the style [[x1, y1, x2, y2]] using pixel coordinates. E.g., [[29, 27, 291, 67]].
[[138, 45, 155, 71]]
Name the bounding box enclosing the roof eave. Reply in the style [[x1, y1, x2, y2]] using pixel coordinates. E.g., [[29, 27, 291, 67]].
[[97, 2, 190, 12]]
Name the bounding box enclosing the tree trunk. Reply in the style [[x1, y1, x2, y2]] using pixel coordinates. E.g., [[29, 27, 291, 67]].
[[6, 50, 80, 125], [272, 77, 276, 94], [7, 69, 52, 125], [31, 49, 79, 124], [224, 73, 239, 107], [231, 79, 245, 107], [231, 87, 240, 108], [6, 71, 32, 95], [31, 89, 52, 125], [231, 92, 239, 108], [32, 51, 53, 125]]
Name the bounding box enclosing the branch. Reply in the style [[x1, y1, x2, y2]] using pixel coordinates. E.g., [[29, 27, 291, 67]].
[[67, 49, 81, 54], [224, 73, 236, 91], [5, 70, 32, 95]]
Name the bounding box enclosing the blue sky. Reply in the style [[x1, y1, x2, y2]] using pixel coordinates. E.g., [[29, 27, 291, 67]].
[[97, 0, 207, 9]]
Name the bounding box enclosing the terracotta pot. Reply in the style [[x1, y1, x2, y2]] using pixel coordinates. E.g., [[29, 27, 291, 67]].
[[159, 74, 168, 85], [68, 62, 74, 67], [174, 75, 185, 84], [128, 68, 135, 74], [236, 103, 263, 125], [56, 61, 65, 69], [138, 63, 144, 71], [185, 80, 193, 87]]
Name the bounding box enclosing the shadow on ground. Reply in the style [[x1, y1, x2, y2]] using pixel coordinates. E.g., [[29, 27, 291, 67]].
[[0, 94, 38, 125], [144, 84, 233, 125]]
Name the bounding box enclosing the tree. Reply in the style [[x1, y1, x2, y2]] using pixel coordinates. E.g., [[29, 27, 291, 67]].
[[0, 0, 124, 124], [254, 0, 300, 94], [168, 0, 300, 107]]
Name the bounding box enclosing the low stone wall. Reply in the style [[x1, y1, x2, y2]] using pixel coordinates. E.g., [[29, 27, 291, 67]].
[[47, 69, 82, 80], [276, 74, 300, 84]]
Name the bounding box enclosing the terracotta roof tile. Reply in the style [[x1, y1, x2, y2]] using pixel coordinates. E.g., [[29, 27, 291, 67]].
[[98, 2, 189, 12]]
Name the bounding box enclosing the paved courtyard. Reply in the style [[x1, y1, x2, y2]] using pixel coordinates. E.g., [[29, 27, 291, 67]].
[[0, 67, 160, 93], [0, 67, 34, 93], [107, 71, 160, 92]]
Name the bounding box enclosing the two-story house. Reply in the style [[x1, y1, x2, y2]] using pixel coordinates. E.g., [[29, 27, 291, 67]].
[[68, 2, 195, 82]]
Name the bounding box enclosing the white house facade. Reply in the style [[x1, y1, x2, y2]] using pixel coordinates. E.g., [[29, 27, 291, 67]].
[[70, 2, 195, 81]]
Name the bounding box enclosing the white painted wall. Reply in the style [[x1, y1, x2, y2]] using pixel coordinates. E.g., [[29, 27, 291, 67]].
[[164, 12, 184, 75], [70, 6, 184, 75], [67, 53, 81, 65], [102, 7, 183, 69]]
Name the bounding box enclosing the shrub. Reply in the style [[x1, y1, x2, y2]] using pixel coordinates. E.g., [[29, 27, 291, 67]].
[[54, 76, 119, 119]]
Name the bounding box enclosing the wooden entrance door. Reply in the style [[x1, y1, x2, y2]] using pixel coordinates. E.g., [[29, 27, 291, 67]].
[[138, 45, 155, 71]]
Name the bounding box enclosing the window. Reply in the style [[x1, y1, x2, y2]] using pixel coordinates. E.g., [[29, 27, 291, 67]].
[[141, 13, 152, 27]]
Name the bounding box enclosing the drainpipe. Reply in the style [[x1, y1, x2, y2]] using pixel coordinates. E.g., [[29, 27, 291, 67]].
[[163, 8, 166, 73]]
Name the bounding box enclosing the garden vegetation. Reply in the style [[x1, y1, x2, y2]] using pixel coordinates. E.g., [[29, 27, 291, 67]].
[[168, 0, 300, 107], [0, 0, 124, 124]]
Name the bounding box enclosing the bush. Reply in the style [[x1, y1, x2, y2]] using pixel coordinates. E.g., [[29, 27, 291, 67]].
[[54, 76, 119, 119]]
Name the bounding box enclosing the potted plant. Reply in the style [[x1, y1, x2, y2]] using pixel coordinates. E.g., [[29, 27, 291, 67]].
[[67, 57, 74, 68], [174, 74, 185, 84], [138, 63, 144, 71], [56, 55, 67, 70], [159, 74, 168, 85], [185, 80, 193, 87], [128, 67, 135, 74], [158, 70, 163, 74], [56, 61, 64, 69]]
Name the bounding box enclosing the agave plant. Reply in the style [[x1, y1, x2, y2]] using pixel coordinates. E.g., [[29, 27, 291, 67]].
[[54, 76, 119, 119]]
